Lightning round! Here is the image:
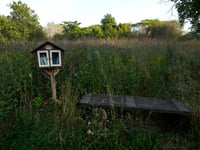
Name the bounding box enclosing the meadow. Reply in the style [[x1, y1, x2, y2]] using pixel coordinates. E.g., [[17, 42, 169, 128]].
[[0, 38, 200, 149]]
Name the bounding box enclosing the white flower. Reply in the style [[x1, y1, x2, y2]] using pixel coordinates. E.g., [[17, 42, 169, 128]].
[[88, 121, 91, 125], [87, 129, 94, 135]]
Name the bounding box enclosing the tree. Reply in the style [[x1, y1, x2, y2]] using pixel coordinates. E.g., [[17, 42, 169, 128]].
[[133, 19, 182, 39], [117, 23, 132, 37], [61, 21, 82, 39], [44, 22, 63, 39], [171, 0, 200, 34], [0, 15, 10, 42], [8, 1, 45, 41], [101, 14, 118, 38], [82, 25, 103, 38]]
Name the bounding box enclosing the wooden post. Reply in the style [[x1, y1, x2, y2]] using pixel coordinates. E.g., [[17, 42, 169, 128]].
[[50, 71, 57, 100], [44, 69, 60, 101]]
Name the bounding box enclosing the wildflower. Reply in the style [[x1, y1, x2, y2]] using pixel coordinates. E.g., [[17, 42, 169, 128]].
[[88, 121, 91, 125], [87, 129, 94, 135]]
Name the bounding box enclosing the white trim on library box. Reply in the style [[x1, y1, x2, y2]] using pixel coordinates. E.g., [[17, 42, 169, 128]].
[[37, 50, 62, 68]]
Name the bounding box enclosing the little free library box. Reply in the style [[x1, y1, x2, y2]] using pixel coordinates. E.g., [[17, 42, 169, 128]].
[[31, 41, 64, 69], [31, 41, 64, 101]]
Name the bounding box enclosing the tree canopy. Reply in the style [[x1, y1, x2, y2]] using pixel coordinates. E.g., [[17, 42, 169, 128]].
[[133, 19, 182, 39], [171, 0, 200, 35], [101, 14, 118, 38], [61, 21, 82, 39], [0, 1, 45, 42], [57, 14, 133, 40], [0, 1, 186, 42]]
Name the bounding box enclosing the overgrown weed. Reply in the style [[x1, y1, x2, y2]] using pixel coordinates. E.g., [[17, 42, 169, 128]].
[[0, 39, 199, 149]]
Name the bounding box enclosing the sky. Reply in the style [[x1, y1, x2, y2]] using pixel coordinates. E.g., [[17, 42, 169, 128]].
[[0, 0, 190, 30]]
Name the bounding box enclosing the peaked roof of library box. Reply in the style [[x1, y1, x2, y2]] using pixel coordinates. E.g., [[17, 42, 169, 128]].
[[31, 41, 64, 53]]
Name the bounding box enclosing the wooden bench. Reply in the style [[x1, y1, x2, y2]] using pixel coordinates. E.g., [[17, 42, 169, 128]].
[[79, 93, 190, 115], [79, 93, 191, 131]]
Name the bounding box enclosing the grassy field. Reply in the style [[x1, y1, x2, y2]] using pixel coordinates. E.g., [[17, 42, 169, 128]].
[[0, 38, 200, 149]]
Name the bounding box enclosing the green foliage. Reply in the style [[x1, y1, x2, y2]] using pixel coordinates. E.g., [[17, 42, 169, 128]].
[[61, 21, 82, 39], [81, 25, 104, 38], [117, 23, 133, 38], [53, 15, 183, 40], [101, 14, 118, 38], [134, 19, 182, 39], [32, 97, 43, 108], [0, 15, 11, 42], [56, 15, 134, 40], [0, 39, 200, 149], [0, 1, 45, 42], [171, 0, 200, 35], [0, 0, 186, 41], [9, 1, 45, 41]]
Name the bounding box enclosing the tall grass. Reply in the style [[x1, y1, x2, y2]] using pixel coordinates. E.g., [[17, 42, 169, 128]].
[[0, 39, 200, 149]]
